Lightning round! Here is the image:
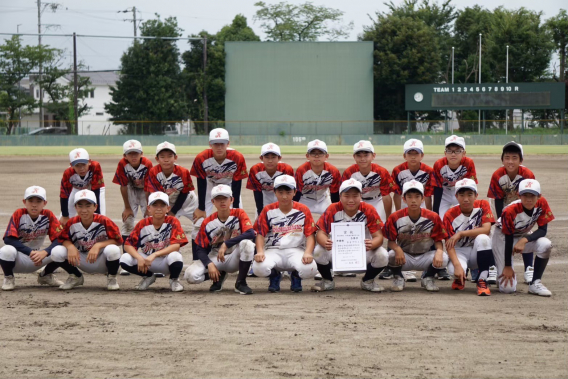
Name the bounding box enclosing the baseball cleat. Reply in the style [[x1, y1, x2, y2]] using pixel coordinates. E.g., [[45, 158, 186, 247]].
[[59, 274, 84, 290], [391, 275, 405, 292], [476, 279, 491, 296], [37, 272, 64, 287], [107, 275, 120, 291], [2, 276, 15, 291], [170, 278, 184, 292], [360, 279, 384, 292], [528, 279, 551, 297], [136, 274, 156, 291], [403, 271, 417, 282], [421, 276, 439, 292], [487, 266, 497, 285], [470, 268, 479, 283], [290, 271, 302, 292], [379, 267, 393, 280], [209, 271, 227, 292], [234, 280, 253, 295], [436, 268, 451, 281], [119, 269, 130, 276], [524, 266, 534, 284], [311, 279, 335, 292], [451, 279, 465, 290], [268, 270, 282, 292]]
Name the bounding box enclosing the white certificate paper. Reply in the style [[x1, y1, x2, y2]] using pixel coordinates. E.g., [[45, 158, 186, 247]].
[[331, 222, 367, 272]]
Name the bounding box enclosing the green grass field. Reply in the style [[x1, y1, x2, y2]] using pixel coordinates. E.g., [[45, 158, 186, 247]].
[[0, 145, 566, 156]]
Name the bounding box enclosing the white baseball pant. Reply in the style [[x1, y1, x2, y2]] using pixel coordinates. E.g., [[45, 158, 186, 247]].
[[0, 245, 66, 273], [119, 251, 183, 276], [299, 196, 331, 216], [184, 240, 255, 284], [121, 186, 147, 235], [52, 244, 120, 274], [446, 234, 491, 276], [388, 249, 449, 271], [252, 247, 317, 279], [66, 187, 106, 217], [313, 244, 389, 268], [438, 187, 458, 220], [491, 228, 552, 294]]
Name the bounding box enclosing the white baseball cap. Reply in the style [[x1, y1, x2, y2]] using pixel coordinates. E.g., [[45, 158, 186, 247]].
[[503, 141, 524, 160], [340, 179, 362, 194], [211, 184, 233, 199], [24, 186, 47, 201], [353, 140, 374, 154], [455, 178, 478, 194], [209, 128, 230, 144], [518, 179, 541, 196], [404, 139, 424, 154], [261, 142, 281, 157], [402, 180, 424, 196], [307, 139, 328, 154], [156, 141, 176, 155], [123, 139, 143, 154], [148, 191, 170, 206], [69, 148, 89, 166], [445, 135, 466, 149], [74, 189, 97, 205], [274, 175, 296, 190]]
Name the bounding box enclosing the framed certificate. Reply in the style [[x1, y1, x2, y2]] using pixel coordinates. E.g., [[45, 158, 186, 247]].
[[331, 222, 367, 272]]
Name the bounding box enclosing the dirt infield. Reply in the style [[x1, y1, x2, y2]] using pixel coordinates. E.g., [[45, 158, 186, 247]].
[[0, 153, 567, 379]]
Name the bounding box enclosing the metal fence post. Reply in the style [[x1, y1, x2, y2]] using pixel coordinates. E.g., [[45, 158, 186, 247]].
[[407, 112, 410, 135]]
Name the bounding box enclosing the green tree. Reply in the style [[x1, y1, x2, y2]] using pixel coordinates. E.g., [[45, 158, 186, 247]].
[[254, 1, 353, 41], [546, 9, 568, 81], [105, 15, 188, 135]]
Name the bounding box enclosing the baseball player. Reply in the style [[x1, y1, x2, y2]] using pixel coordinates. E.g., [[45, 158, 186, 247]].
[[185, 185, 256, 294], [0, 186, 69, 290], [492, 179, 554, 296], [487, 141, 536, 283], [121, 192, 187, 292], [253, 175, 317, 292], [383, 180, 449, 292], [443, 179, 495, 296], [342, 140, 398, 222], [247, 142, 294, 217], [293, 139, 341, 216], [59, 148, 105, 226], [54, 189, 123, 290], [311, 179, 389, 292]]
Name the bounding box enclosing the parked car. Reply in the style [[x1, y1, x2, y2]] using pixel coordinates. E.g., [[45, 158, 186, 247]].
[[28, 127, 68, 135]]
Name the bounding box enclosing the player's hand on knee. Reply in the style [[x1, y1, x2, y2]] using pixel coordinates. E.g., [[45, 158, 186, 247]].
[[30, 250, 48, 266], [513, 238, 527, 255], [302, 253, 314, 265], [122, 208, 134, 222], [208, 263, 220, 282], [394, 249, 405, 266], [325, 238, 333, 251], [498, 266, 515, 287], [68, 248, 80, 267], [254, 251, 265, 263], [193, 209, 206, 223], [433, 250, 444, 268], [59, 216, 69, 227], [137, 257, 147, 274], [217, 243, 227, 262], [144, 254, 155, 267], [364, 239, 373, 251]]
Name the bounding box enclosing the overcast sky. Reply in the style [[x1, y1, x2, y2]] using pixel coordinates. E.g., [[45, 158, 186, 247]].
[[0, 0, 565, 71]]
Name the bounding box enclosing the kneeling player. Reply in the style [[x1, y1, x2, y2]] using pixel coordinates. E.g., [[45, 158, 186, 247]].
[[312, 179, 388, 292], [184, 185, 256, 294], [54, 190, 123, 290], [443, 179, 495, 296], [252, 175, 317, 292], [121, 192, 186, 292], [493, 179, 554, 296], [383, 180, 449, 292]]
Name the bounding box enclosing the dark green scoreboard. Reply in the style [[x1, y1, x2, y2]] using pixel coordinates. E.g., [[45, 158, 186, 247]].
[[405, 83, 565, 111]]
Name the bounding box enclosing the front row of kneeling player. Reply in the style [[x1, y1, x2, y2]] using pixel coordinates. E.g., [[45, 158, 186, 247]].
[[1, 175, 554, 296]]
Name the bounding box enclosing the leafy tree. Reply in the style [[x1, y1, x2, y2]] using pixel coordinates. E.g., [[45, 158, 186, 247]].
[[546, 9, 568, 82], [254, 1, 353, 41]]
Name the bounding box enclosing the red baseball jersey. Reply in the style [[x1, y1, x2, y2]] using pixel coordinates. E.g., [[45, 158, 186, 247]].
[[391, 162, 434, 197], [58, 214, 123, 254], [190, 149, 248, 185], [295, 162, 341, 202], [60, 161, 105, 199], [247, 162, 294, 205], [443, 200, 494, 248], [432, 157, 477, 189], [487, 166, 536, 206], [125, 216, 188, 255], [342, 163, 398, 200], [144, 164, 195, 204], [196, 208, 253, 250], [254, 202, 316, 249], [383, 208, 447, 255], [112, 156, 153, 189], [498, 197, 554, 237], [4, 208, 62, 250], [317, 201, 383, 239]]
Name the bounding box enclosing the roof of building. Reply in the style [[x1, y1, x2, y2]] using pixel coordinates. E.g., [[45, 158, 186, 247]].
[[63, 71, 120, 85]]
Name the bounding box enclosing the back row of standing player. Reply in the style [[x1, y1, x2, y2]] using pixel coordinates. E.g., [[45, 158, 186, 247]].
[[1, 128, 555, 297]]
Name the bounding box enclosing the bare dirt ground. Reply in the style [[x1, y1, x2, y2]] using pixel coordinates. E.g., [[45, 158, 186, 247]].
[[0, 153, 567, 379]]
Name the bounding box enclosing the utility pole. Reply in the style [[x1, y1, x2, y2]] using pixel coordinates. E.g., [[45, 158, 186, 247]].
[[120, 7, 139, 37], [73, 33, 78, 134], [203, 35, 208, 133], [17, 25, 22, 129]]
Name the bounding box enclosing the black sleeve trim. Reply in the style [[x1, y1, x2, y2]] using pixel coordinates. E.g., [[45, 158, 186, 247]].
[[196, 244, 212, 266], [495, 198, 504, 218], [93, 188, 101, 214], [253, 191, 264, 216], [433, 187, 443, 215], [526, 224, 547, 243], [197, 177, 207, 211], [60, 197, 69, 217], [231, 179, 242, 208], [505, 233, 514, 267], [3, 236, 32, 255], [225, 228, 255, 249], [171, 192, 189, 215]]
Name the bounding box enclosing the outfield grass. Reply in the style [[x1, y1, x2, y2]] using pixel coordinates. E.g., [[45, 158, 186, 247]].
[[0, 145, 566, 156]]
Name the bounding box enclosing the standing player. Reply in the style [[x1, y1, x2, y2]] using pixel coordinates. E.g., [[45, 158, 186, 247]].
[[293, 139, 341, 216], [120, 192, 187, 292], [185, 185, 256, 294], [54, 189, 122, 290], [487, 141, 536, 283], [59, 148, 105, 226], [311, 179, 388, 292], [253, 175, 317, 292], [443, 179, 495, 296], [247, 142, 294, 217], [492, 179, 554, 296], [383, 180, 449, 292], [1, 186, 68, 290]]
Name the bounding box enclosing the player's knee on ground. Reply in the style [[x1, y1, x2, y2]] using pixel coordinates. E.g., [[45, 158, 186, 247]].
[[166, 251, 183, 266], [369, 247, 388, 268], [475, 234, 492, 251], [119, 253, 136, 267], [296, 261, 317, 279], [238, 240, 255, 261], [387, 250, 399, 267], [0, 245, 18, 261], [184, 262, 206, 284], [50, 246, 67, 263], [313, 244, 331, 265], [252, 260, 272, 278], [535, 238, 552, 259], [102, 245, 121, 261]]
